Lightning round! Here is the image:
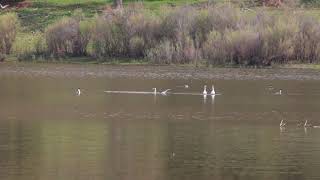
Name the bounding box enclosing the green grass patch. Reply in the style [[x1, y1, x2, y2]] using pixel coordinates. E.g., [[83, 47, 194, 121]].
[[279, 63, 320, 69], [32, 0, 110, 5], [0, 0, 209, 31], [15, 1, 106, 31]]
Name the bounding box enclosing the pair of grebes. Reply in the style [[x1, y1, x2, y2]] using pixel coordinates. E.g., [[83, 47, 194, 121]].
[[152, 85, 216, 95], [280, 120, 320, 128]]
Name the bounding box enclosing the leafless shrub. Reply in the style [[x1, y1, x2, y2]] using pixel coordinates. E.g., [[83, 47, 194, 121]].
[[0, 13, 19, 56]]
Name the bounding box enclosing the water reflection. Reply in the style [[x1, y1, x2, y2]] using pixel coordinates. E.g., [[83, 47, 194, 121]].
[[1, 77, 320, 180], [203, 95, 207, 104], [280, 126, 286, 133], [211, 95, 215, 104], [304, 127, 308, 135]]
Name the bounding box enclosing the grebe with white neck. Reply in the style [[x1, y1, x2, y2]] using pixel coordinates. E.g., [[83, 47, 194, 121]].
[[203, 85, 207, 95], [210, 85, 216, 95], [306, 120, 320, 128], [152, 88, 171, 95], [304, 120, 312, 127], [152, 88, 157, 94], [161, 89, 171, 95], [275, 89, 282, 95], [280, 119, 286, 127], [76, 88, 81, 96]]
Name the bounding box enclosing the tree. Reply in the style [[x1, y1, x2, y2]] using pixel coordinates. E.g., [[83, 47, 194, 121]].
[[114, 0, 122, 9]]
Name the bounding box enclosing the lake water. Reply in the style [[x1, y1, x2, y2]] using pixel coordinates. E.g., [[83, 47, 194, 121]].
[[1, 74, 320, 180]]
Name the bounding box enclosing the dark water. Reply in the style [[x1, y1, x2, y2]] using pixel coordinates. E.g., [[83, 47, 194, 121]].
[[1, 75, 320, 180]]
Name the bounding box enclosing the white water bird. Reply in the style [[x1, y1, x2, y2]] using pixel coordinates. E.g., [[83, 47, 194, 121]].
[[304, 120, 312, 127], [152, 88, 157, 95], [161, 89, 171, 95], [275, 89, 282, 95], [280, 120, 286, 127], [203, 85, 207, 95], [210, 85, 216, 95], [76, 88, 81, 96], [0, 4, 9, 9]]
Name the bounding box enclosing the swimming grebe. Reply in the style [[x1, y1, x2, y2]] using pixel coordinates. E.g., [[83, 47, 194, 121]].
[[161, 89, 171, 95], [280, 120, 286, 127], [210, 85, 215, 95], [275, 89, 282, 95], [203, 85, 207, 95], [76, 88, 81, 96]]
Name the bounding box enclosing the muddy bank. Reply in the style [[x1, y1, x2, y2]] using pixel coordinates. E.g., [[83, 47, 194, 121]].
[[1, 62, 320, 80]]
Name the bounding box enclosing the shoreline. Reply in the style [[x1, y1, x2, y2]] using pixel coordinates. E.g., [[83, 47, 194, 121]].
[[1, 62, 320, 80]]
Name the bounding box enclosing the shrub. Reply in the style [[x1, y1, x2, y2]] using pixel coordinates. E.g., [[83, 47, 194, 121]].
[[208, 5, 241, 33], [45, 17, 79, 56], [160, 7, 196, 42], [147, 40, 174, 64], [226, 29, 262, 65], [89, 16, 126, 58], [129, 36, 145, 57], [259, 17, 298, 64], [189, 10, 213, 49], [203, 30, 233, 65], [147, 35, 196, 64], [8, 5, 320, 66], [90, 7, 159, 59], [45, 10, 90, 57], [203, 29, 262, 66], [0, 53, 5, 62], [12, 32, 46, 60], [294, 16, 320, 63], [0, 13, 19, 55]]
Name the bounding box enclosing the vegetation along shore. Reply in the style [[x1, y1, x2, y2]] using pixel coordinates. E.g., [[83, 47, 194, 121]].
[[1, 0, 320, 66]]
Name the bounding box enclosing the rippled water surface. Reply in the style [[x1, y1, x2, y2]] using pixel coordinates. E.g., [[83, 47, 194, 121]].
[[1, 74, 320, 180]]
